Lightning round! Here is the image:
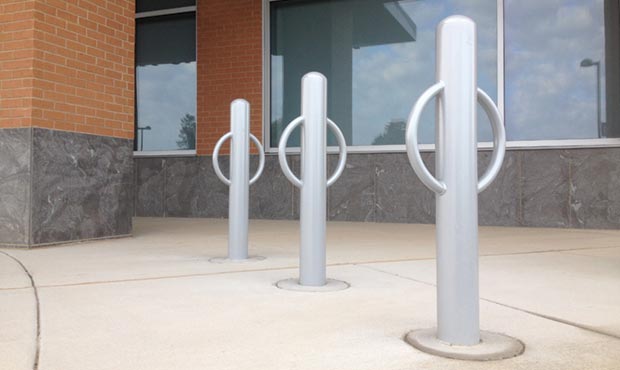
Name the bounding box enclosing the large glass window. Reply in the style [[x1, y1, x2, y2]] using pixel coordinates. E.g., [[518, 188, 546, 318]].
[[269, 0, 497, 147], [505, 0, 618, 140], [135, 2, 196, 152], [269, 0, 620, 147]]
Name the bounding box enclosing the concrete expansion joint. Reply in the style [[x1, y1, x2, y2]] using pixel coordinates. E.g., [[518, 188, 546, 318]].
[[483, 298, 620, 341], [359, 260, 620, 342]]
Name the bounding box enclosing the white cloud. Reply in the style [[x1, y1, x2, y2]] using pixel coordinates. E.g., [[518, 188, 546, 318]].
[[272, 0, 607, 144], [351, 0, 497, 145], [504, 0, 606, 140]]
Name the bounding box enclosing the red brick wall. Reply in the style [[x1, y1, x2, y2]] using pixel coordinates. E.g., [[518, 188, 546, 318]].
[[0, 0, 36, 128], [0, 0, 135, 139], [197, 0, 263, 155]]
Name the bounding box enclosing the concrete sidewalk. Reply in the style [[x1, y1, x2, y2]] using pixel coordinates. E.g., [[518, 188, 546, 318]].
[[1, 218, 619, 370]]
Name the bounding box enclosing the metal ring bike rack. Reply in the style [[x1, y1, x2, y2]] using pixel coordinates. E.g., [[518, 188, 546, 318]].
[[403, 16, 523, 360], [278, 117, 347, 188], [211, 99, 265, 262], [276, 72, 349, 291]]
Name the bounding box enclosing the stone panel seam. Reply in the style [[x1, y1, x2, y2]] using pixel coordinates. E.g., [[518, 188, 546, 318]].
[[372, 161, 378, 222], [133, 158, 138, 217], [27, 127, 34, 246], [517, 151, 524, 226], [163, 158, 168, 218], [291, 170, 295, 218], [568, 153, 574, 227]]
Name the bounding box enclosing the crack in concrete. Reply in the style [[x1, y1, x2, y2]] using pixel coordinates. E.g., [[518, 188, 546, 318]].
[[0, 251, 41, 370]]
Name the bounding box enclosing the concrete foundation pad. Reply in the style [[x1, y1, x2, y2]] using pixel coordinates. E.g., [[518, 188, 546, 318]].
[[209, 256, 266, 264], [405, 328, 525, 361], [275, 278, 350, 292]]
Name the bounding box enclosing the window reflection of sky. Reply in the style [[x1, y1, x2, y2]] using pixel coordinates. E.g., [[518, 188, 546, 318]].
[[505, 0, 606, 140], [136, 62, 196, 151], [351, 0, 497, 145], [270, 0, 497, 146], [271, 0, 609, 145]]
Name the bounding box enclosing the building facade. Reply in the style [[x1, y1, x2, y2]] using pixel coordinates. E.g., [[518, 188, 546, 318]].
[[1, 0, 619, 247]]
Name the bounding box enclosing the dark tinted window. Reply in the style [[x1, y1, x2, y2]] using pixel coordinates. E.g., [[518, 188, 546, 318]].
[[135, 12, 196, 151], [136, 0, 195, 13]]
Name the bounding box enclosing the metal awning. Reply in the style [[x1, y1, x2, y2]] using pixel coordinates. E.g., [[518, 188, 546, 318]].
[[353, 1, 416, 48], [271, 0, 417, 55]]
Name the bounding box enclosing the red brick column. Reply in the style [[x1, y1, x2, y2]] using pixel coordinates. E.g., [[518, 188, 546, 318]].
[[0, 0, 136, 247], [0, 0, 135, 139], [197, 0, 263, 155], [0, 0, 36, 128]]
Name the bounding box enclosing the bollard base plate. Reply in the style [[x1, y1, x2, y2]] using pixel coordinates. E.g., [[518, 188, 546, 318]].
[[275, 278, 350, 292], [405, 328, 524, 361], [209, 256, 266, 264]]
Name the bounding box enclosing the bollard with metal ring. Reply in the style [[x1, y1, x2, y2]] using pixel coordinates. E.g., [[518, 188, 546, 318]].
[[403, 16, 524, 360], [210, 99, 265, 263], [275, 72, 349, 292]]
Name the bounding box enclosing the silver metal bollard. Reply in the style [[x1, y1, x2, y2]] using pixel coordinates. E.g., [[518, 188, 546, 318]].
[[404, 16, 523, 360], [275, 72, 349, 292], [211, 99, 265, 262]]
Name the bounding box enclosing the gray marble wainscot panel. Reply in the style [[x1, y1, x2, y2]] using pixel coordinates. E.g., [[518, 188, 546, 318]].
[[0, 128, 31, 246], [165, 157, 201, 217], [327, 153, 375, 222], [250, 155, 295, 220], [135, 157, 166, 217], [289, 155, 301, 219], [478, 150, 521, 226], [31, 129, 133, 245], [197, 156, 229, 218], [567, 148, 620, 229], [105, 139, 133, 236], [375, 152, 435, 224], [521, 149, 571, 228]]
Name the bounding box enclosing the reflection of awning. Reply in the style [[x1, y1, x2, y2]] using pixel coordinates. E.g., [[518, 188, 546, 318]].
[[353, 1, 416, 48], [136, 13, 196, 67], [271, 0, 416, 56]]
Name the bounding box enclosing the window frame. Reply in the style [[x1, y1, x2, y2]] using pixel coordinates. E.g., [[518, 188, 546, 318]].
[[133, 5, 198, 157], [262, 0, 620, 154]]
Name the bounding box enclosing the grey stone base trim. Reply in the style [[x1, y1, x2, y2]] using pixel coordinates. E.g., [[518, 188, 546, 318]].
[[0, 233, 132, 249], [0, 127, 134, 247], [405, 328, 525, 361], [0, 242, 30, 249], [0, 128, 31, 246], [135, 148, 620, 230]]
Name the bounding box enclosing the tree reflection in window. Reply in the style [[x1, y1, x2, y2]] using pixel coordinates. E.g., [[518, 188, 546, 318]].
[[177, 114, 196, 150]]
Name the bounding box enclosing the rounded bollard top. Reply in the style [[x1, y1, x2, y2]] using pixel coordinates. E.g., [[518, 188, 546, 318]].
[[302, 71, 327, 85], [231, 98, 250, 107], [437, 15, 475, 32]]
